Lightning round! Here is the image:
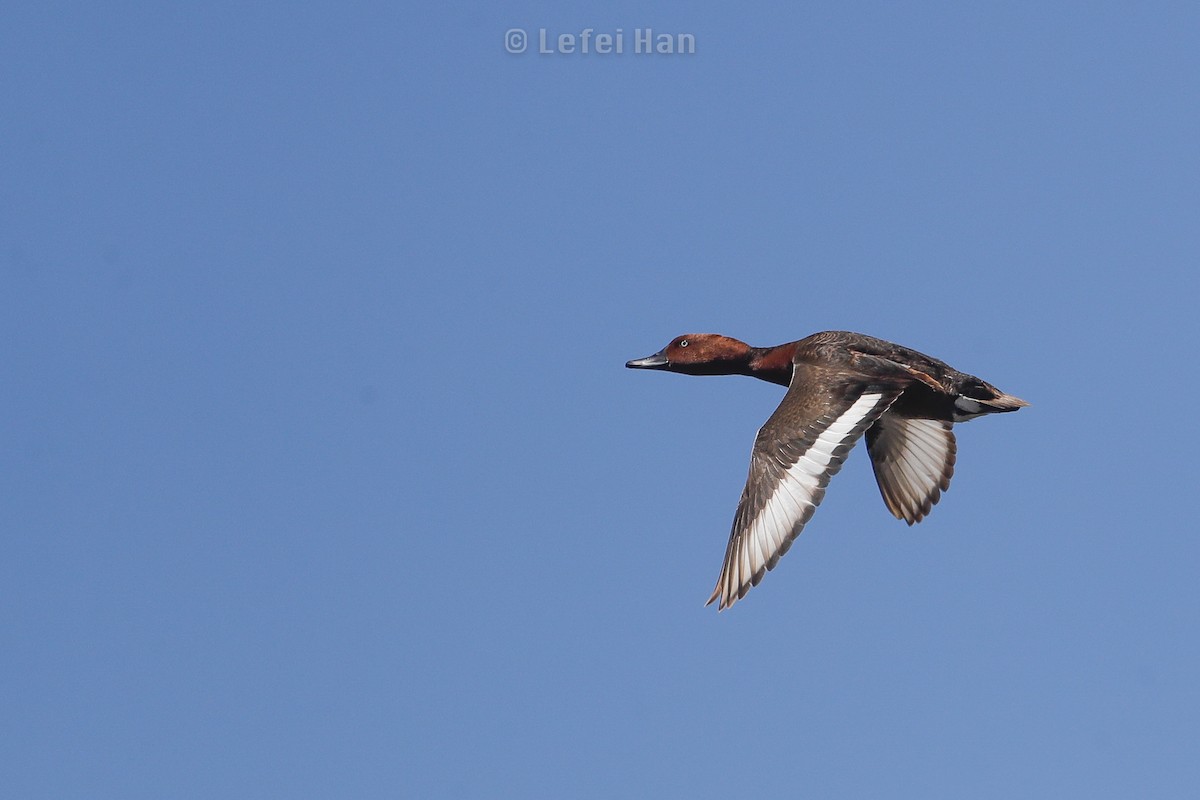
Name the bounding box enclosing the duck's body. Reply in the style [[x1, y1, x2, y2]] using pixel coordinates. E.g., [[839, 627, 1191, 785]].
[[626, 331, 1028, 610]]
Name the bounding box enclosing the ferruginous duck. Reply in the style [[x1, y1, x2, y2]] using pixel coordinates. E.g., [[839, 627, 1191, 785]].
[[626, 331, 1029, 610]]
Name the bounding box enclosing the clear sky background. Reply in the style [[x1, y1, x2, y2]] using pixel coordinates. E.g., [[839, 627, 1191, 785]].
[[3, 3, 1198, 798]]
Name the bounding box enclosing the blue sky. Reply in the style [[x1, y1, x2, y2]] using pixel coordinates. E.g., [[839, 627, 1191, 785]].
[[3, 2, 1198, 797]]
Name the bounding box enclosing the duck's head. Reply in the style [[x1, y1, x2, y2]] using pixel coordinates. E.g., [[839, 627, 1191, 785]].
[[626, 334, 753, 376]]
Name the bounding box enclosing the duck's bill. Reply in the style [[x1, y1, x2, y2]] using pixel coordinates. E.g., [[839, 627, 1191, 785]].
[[626, 351, 669, 369]]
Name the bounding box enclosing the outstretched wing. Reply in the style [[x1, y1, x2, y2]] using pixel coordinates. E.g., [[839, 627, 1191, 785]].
[[707, 364, 903, 610], [865, 413, 956, 524]]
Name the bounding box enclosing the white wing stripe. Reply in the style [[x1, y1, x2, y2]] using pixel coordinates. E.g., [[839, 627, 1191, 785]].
[[868, 415, 956, 524], [905, 425, 948, 462], [737, 392, 885, 580], [795, 452, 828, 475]]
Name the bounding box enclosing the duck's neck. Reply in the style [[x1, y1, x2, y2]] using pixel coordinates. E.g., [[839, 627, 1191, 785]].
[[745, 345, 793, 387]]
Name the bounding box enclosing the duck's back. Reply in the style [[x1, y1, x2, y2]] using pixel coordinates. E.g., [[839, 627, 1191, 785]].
[[796, 331, 1017, 421]]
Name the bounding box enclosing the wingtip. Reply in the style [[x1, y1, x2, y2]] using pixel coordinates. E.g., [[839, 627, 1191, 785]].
[[707, 581, 742, 611]]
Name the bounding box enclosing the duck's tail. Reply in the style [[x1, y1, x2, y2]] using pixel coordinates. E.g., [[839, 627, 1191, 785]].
[[953, 388, 1029, 421]]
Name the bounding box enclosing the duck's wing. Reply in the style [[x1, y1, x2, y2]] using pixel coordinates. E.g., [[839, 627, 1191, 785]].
[[865, 413, 956, 524], [707, 364, 903, 610]]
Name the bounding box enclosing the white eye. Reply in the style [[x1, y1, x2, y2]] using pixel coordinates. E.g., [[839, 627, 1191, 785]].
[[679, 339, 689, 348]]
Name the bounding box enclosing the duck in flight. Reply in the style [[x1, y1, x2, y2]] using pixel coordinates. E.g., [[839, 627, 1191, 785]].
[[626, 331, 1028, 610]]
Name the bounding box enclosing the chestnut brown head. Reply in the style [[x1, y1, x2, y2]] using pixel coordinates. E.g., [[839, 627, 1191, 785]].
[[625, 334, 753, 376]]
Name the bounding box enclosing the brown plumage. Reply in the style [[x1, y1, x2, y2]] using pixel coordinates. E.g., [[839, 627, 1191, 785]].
[[627, 331, 1028, 610]]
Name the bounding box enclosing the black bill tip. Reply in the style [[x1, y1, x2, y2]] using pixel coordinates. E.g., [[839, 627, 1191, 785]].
[[626, 351, 669, 369]]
